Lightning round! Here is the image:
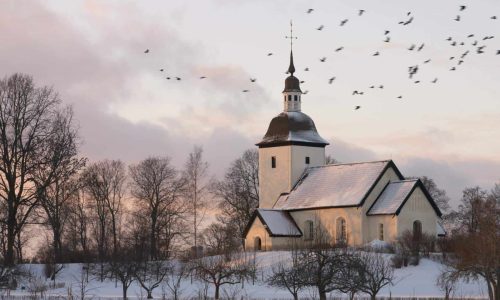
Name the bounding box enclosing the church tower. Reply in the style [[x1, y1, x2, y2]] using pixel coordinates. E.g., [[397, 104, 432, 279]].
[[257, 31, 329, 209]]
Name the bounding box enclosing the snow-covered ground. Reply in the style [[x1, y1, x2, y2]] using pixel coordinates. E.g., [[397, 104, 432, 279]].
[[7, 251, 489, 299]]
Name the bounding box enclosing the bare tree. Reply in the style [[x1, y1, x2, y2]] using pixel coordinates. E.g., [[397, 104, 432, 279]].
[[82, 160, 126, 261], [0, 73, 81, 266], [129, 157, 185, 260], [357, 252, 394, 300], [446, 186, 499, 300], [135, 260, 171, 299], [165, 262, 189, 300], [190, 251, 255, 300], [201, 222, 240, 256], [418, 176, 451, 213], [325, 155, 338, 165], [212, 149, 258, 243], [266, 244, 305, 300], [437, 266, 458, 300], [183, 146, 210, 253], [65, 186, 91, 260]]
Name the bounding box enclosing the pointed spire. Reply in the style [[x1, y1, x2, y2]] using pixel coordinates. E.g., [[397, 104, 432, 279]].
[[288, 51, 295, 75]]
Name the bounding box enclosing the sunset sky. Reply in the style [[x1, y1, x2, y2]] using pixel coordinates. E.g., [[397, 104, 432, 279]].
[[1, 0, 499, 205]]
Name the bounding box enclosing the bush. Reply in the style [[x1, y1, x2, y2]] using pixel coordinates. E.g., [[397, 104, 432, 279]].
[[391, 254, 403, 268], [409, 255, 420, 266]]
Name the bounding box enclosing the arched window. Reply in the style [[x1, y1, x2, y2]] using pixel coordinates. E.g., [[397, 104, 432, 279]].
[[304, 220, 314, 240], [379, 223, 384, 241], [288, 95, 292, 101], [413, 220, 422, 241], [254, 237, 262, 251], [336, 217, 347, 243], [294, 95, 298, 101]]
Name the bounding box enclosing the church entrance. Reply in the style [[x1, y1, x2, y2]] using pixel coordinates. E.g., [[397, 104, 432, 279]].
[[254, 237, 262, 251]]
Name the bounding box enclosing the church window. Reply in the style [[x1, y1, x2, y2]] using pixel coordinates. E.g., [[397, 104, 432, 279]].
[[304, 220, 314, 240], [336, 217, 347, 243], [305, 157, 310, 164], [413, 220, 422, 241], [379, 223, 384, 241], [271, 156, 276, 168], [284, 95, 286, 102], [254, 237, 262, 251], [288, 95, 292, 101], [294, 95, 298, 101]]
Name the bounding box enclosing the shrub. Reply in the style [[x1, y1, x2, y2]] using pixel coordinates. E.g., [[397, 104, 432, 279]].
[[390, 254, 403, 268]]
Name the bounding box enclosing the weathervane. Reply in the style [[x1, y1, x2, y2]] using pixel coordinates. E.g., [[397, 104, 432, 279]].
[[285, 20, 298, 51]]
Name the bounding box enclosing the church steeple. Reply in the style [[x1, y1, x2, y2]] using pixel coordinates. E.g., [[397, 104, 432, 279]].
[[283, 22, 302, 111]]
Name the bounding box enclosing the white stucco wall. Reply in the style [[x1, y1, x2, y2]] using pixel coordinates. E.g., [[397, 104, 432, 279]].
[[259, 145, 325, 209], [396, 187, 439, 237], [244, 217, 272, 251], [366, 215, 398, 242]]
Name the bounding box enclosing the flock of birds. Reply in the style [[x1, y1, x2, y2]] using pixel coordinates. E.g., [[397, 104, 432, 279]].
[[143, 4, 499, 111]]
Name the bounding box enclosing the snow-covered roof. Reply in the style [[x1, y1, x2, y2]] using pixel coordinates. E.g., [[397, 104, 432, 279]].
[[367, 180, 418, 215], [274, 160, 396, 210], [256, 209, 302, 236], [436, 222, 446, 237]]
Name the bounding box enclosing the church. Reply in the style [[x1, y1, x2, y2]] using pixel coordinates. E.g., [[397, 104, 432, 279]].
[[243, 50, 444, 251]]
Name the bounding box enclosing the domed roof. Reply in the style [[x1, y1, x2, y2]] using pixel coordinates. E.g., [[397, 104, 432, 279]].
[[256, 111, 329, 148], [283, 75, 301, 93]]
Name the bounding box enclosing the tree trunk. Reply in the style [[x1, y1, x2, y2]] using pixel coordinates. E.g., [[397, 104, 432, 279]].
[[147, 289, 153, 299], [293, 292, 299, 300], [319, 290, 327, 300], [214, 283, 220, 300], [122, 284, 128, 300], [371, 294, 377, 300], [6, 201, 16, 266]]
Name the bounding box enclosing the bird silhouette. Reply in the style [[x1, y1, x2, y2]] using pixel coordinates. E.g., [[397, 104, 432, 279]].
[[397, 95, 403, 99], [379, 85, 384, 89], [467, 34, 474, 38], [459, 5, 466, 11], [300, 81, 305, 83], [359, 10, 365, 16], [355, 106, 361, 110], [431, 78, 438, 83], [496, 50, 500, 55], [451, 41, 457, 46], [384, 36, 391, 43], [160, 69, 164, 72], [307, 8, 314, 14], [477, 46, 486, 54], [460, 42, 465, 46], [200, 76, 206, 79], [455, 15, 461, 21], [461, 50, 469, 58], [267, 53, 273, 56], [250, 78, 256, 82], [424, 59, 431, 63], [328, 77, 336, 84], [242, 90, 249, 93], [450, 67, 456, 71], [370, 85, 375, 88], [404, 17, 414, 25], [492, 16, 497, 20], [320, 57, 327, 62], [317, 25, 324, 30], [384, 30, 390, 35], [407, 11, 411, 16], [144, 49, 150, 54], [458, 60, 464, 65], [414, 81, 420, 84], [303, 90, 309, 94], [340, 19, 349, 26], [175, 77, 181, 80], [373, 51, 380, 56], [417, 43, 425, 51], [408, 44, 416, 51], [472, 40, 478, 46], [304, 68, 310, 71], [335, 47, 344, 52], [166, 77, 170, 80], [446, 37, 452, 41], [450, 56, 455, 60], [352, 90, 360, 95]]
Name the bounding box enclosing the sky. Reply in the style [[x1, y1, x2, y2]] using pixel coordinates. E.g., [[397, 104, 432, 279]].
[[1, 0, 499, 206]]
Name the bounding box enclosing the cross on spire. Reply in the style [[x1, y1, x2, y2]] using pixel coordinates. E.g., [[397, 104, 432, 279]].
[[285, 20, 298, 51]]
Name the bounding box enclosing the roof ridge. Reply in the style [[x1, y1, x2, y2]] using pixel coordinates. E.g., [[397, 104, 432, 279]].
[[390, 179, 419, 183], [308, 159, 392, 169]]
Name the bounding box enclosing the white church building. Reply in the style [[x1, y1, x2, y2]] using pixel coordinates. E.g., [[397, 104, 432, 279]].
[[243, 51, 443, 251]]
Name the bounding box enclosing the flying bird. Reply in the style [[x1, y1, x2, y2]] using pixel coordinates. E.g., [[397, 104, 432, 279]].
[[384, 36, 391, 43], [379, 85, 384, 89], [250, 78, 256, 82], [407, 11, 411, 16], [200, 76, 206, 79], [467, 34, 474, 38], [461, 50, 469, 58], [424, 59, 431, 63], [160, 69, 164, 72], [431, 78, 438, 83], [417, 43, 425, 51], [450, 56, 455, 60], [414, 81, 420, 84], [451, 41, 457, 46], [303, 90, 309, 95], [370, 85, 375, 88], [317, 25, 324, 30], [491, 16, 497, 20], [335, 47, 344, 52], [459, 5, 466, 11], [472, 40, 478, 46], [446, 37, 452, 41], [384, 30, 390, 35], [355, 106, 361, 110], [304, 67, 310, 71], [307, 8, 314, 14], [397, 95, 403, 99], [175, 77, 181, 80], [408, 44, 416, 51], [458, 60, 464, 65], [242, 90, 249, 93], [455, 15, 461, 21], [496, 50, 500, 55], [352, 90, 361, 95], [340, 19, 349, 26], [300, 81, 305, 83], [166, 77, 170, 80], [358, 10, 365, 16], [450, 67, 456, 71], [404, 17, 414, 25], [328, 77, 336, 84], [144, 49, 150, 53], [320, 57, 327, 62], [373, 51, 380, 56], [267, 53, 273, 56]]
